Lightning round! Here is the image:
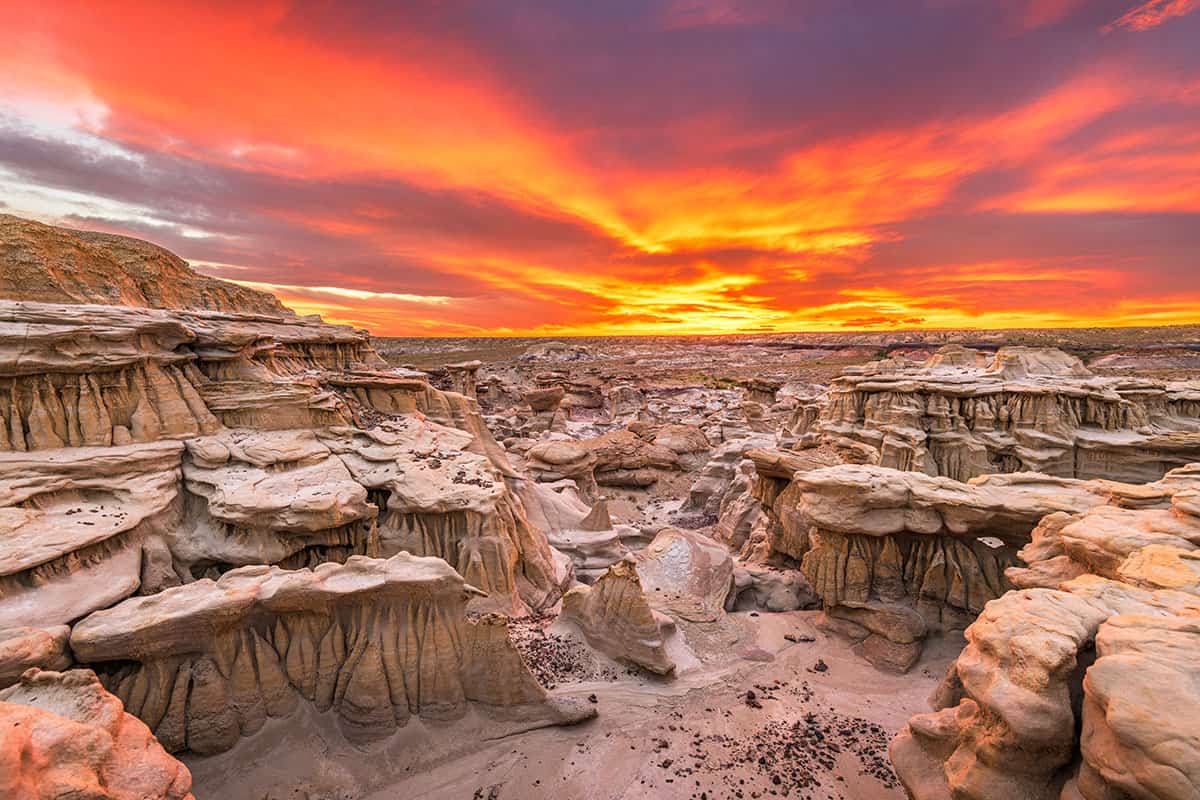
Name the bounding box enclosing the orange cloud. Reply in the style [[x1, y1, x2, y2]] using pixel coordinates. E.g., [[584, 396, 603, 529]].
[[0, 0, 1197, 336]]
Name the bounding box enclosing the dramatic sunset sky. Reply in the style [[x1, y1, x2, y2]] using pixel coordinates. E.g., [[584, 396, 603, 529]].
[[1, 1, 1198, 335]]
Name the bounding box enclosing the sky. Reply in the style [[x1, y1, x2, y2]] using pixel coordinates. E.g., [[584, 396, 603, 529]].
[[1, 0, 1198, 335]]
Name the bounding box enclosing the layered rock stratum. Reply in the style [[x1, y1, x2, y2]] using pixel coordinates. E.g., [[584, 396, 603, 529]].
[[0, 213, 286, 314], [793, 345, 1200, 483], [890, 463, 1200, 800], [71, 553, 589, 754], [0, 216, 594, 773]]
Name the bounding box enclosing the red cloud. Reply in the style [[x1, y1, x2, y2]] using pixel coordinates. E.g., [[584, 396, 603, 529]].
[[1104, 0, 1200, 32]]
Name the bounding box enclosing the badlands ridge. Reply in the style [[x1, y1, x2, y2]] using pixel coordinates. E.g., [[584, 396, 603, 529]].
[[1, 213, 1198, 799]]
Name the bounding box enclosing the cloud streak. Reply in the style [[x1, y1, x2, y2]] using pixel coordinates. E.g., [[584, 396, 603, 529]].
[[1105, 0, 1200, 32]]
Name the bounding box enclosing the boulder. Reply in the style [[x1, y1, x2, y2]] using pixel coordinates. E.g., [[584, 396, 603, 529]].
[[634, 528, 733, 623], [0, 626, 72, 688], [560, 557, 676, 674], [0, 668, 194, 800]]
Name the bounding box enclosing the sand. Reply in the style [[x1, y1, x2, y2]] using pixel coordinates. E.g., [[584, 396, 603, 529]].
[[185, 610, 960, 800]]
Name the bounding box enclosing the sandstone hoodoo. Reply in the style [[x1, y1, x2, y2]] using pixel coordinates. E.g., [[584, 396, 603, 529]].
[[890, 463, 1200, 800], [70, 553, 592, 754], [735, 460, 1139, 670], [559, 556, 677, 674], [3, 215, 1200, 799]]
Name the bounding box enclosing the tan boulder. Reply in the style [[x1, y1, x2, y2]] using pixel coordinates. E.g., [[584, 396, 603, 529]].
[[634, 527, 733, 623], [0, 625, 72, 688], [560, 557, 676, 674]]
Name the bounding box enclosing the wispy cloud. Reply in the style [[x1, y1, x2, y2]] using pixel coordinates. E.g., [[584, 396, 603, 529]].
[[1104, 0, 1200, 32]]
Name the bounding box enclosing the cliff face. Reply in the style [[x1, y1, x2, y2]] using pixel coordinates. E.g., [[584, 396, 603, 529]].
[[0, 299, 568, 624], [793, 345, 1200, 484], [740, 458, 1127, 671], [0, 214, 288, 315]]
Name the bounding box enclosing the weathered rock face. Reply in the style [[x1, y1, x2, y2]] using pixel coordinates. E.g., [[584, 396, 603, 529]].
[[425, 360, 481, 398], [524, 428, 684, 497], [0, 218, 593, 781], [0, 304, 220, 451], [797, 345, 1200, 483], [323, 419, 568, 614], [1008, 475, 1200, 591], [0, 440, 185, 628], [0, 668, 195, 800], [727, 564, 819, 613], [742, 459, 1136, 671], [0, 301, 388, 451], [686, 434, 776, 521], [890, 462, 1200, 800], [70, 554, 593, 755], [0, 626, 73, 688], [720, 446, 841, 557], [1, 213, 285, 315], [0, 295, 572, 617], [176, 428, 379, 579], [634, 527, 733, 623], [560, 557, 676, 674], [515, 481, 629, 582]]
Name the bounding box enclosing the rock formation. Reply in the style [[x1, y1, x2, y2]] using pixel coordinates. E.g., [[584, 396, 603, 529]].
[[0, 440, 185, 628], [0, 668, 195, 799], [0, 626, 72, 688], [560, 556, 676, 674], [891, 462, 1200, 800], [795, 344, 1200, 483], [525, 429, 686, 495], [0, 212, 285, 314], [324, 419, 568, 614], [71, 553, 592, 755], [0, 299, 570, 618], [9, 214, 1199, 799], [686, 434, 776, 523], [516, 481, 630, 582], [178, 428, 378, 576], [740, 459, 1149, 670], [0, 217, 592, 773], [634, 527, 733, 623]]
